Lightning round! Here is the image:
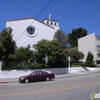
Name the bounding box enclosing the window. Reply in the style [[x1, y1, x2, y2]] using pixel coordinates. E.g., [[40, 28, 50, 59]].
[[97, 45, 100, 51], [39, 72, 43, 75], [96, 37, 100, 41], [36, 72, 40, 75], [26, 26, 37, 37], [47, 21, 49, 24], [42, 71, 46, 74], [54, 23, 56, 26], [27, 28, 35, 35], [31, 72, 36, 75], [51, 22, 53, 25]]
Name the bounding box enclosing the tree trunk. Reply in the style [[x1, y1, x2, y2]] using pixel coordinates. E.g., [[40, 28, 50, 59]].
[[5, 61, 8, 67]]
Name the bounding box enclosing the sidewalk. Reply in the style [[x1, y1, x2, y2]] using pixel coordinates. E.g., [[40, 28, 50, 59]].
[[0, 70, 100, 84]]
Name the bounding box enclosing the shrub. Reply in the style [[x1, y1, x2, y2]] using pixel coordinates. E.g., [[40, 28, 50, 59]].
[[86, 52, 94, 66], [71, 61, 85, 67], [2, 64, 47, 70], [87, 64, 97, 67]]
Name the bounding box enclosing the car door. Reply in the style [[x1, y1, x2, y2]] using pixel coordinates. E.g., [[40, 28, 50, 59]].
[[39, 71, 47, 81], [35, 71, 47, 81], [29, 72, 37, 82], [30, 71, 43, 81], [35, 71, 43, 81]]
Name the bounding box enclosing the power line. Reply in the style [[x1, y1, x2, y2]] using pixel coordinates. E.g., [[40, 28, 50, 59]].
[[16, 0, 52, 41]]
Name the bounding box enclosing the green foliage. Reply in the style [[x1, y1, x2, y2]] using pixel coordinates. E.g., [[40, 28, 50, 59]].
[[86, 52, 94, 67], [25, 45, 34, 62], [15, 45, 34, 65], [71, 61, 85, 67], [2, 64, 46, 70], [67, 27, 87, 48], [2, 63, 68, 70], [15, 47, 28, 62], [68, 49, 84, 62], [33, 39, 67, 67], [0, 27, 16, 66], [54, 30, 67, 48], [88, 64, 97, 67]]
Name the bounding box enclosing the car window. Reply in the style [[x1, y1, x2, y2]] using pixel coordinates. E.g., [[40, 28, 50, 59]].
[[36, 72, 40, 75], [42, 71, 46, 75], [39, 72, 42, 75], [35, 71, 45, 75], [35, 71, 46, 75], [31, 72, 36, 75], [33, 72, 36, 75]]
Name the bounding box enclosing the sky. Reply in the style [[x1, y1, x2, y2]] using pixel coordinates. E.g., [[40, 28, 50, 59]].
[[0, 0, 100, 36]]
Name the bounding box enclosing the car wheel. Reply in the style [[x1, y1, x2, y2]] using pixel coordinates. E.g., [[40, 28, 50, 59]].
[[46, 77, 50, 81], [25, 79, 29, 83]]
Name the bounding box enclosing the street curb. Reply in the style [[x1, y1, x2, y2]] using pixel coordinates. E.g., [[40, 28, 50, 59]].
[[0, 81, 18, 84], [55, 73, 90, 79], [0, 82, 9, 84], [56, 71, 100, 79]]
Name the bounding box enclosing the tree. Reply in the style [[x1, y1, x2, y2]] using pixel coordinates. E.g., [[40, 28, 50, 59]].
[[68, 49, 84, 62], [54, 30, 67, 48], [86, 52, 94, 67], [25, 45, 34, 64], [15, 45, 34, 65], [33, 39, 67, 67], [0, 27, 16, 66], [67, 27, 87, 48], [15, 47, 28, 65]]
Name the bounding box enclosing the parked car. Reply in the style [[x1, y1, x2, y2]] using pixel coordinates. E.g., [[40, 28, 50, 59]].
[[19, 70, 55, 83]]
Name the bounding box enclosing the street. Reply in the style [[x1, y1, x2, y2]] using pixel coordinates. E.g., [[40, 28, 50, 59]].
[[0, 72, 100, 100]]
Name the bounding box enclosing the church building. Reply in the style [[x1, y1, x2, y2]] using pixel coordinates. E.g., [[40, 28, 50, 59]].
[[6, 15, 59, 49]]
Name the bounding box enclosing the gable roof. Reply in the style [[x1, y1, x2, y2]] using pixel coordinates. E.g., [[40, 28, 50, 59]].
[[6, 17, 55, 29]]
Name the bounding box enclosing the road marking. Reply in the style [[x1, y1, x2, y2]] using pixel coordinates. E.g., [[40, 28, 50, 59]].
[[0, 81, 100, 97], [0, 83, 21, 86]]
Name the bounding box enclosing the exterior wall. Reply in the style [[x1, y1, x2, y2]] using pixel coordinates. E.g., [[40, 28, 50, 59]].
[[78, 33, 96, 62], [95, 35, 100, 61], [6, 18, 59, 49]]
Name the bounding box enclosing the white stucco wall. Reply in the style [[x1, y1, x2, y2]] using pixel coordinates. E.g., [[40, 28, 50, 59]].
[[0, 67, 89, 78], [95, 35, 100, 60], [43, 19, 59, 30], [6, 18, 59, 49], [1, 67, 99, 78], [78, 33, 96, 62]]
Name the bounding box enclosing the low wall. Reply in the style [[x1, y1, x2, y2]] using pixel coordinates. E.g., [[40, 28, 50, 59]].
[[86, 67, 100, 71], [0, 67, 84, 79], [0, 68, 69, 78], [0, 67, 99, 78], [68, 67, 84, 73]]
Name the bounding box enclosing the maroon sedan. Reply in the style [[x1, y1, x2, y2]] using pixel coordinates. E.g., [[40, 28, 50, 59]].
[[19, 70, 55, 83]]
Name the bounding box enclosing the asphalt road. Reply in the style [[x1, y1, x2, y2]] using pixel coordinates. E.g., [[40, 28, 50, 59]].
[[0, 72, 100, 100]]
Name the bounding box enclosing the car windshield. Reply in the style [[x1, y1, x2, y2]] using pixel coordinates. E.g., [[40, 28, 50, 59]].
[[30, 72, 36, 76]]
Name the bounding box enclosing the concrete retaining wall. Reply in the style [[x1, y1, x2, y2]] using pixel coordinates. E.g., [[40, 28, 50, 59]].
[[0, 67, 100, 78], [0, 68, 69, 78]]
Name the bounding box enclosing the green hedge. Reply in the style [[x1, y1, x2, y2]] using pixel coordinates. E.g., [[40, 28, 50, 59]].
[[2, 63, 47, 70], [2, 63, 68, 70], [71, 61, 85, 67]]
